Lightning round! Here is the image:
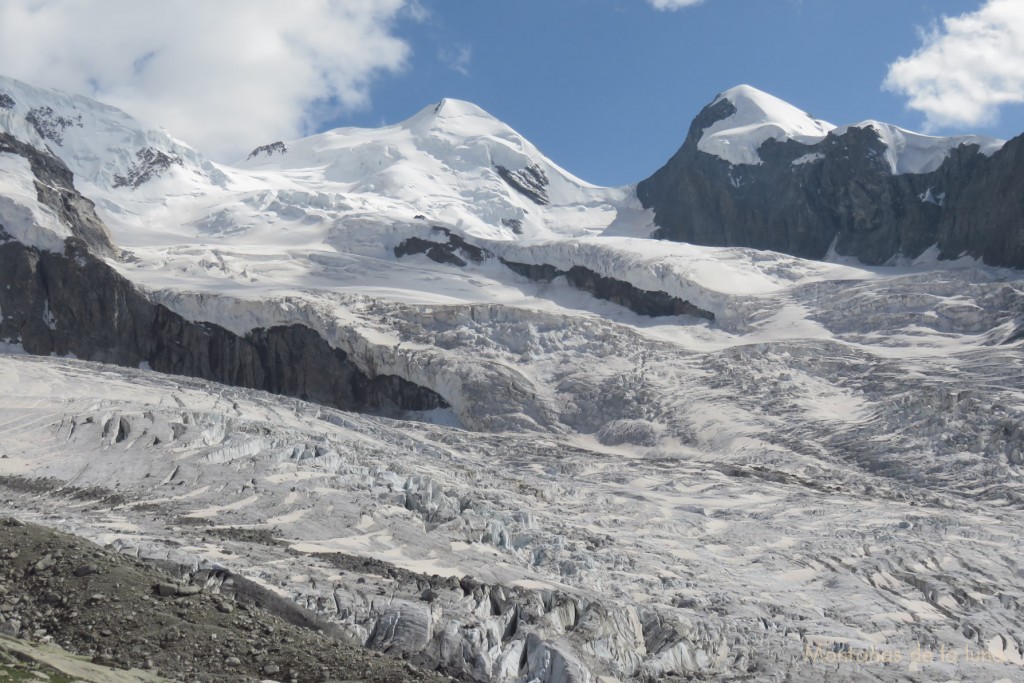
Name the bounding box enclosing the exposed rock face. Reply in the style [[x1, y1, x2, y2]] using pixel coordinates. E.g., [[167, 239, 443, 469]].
[[112, 147, 184, 189], [0, 132, 115, 258], [0, 92, 14, 109], [501, 217, 524, 234], [394, 226, 492, 267], [495, 163, 549, 205], [0, 238, 447, 414], [24, 105, 82, 146], [638, 95, 1024, 268], [391, 228, 713, 320], [246, 141, 288, 159], [501, 259, 715, 320]]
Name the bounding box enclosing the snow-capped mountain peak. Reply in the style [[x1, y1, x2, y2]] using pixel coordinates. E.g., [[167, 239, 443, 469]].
[[1, 77, 633, 248], [695, 84, 1005, 173], [0, 74, 225, 194], [232, 96, 626, 239], [698, 84, 836, 166]]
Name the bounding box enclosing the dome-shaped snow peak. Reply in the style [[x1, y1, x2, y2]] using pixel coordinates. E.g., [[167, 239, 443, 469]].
[[233, 97, 625, 239], [697, 84, 835, 166]]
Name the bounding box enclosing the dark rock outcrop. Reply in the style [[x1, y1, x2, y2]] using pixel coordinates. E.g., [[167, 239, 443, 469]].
[[112, 147, 184, 189], [0, 132, 115, 257], [24, 105, 82, 146], [394, 226, 491, 267], [501, 218, 523, 234], [637, 94, 1024, 268], [0, 92, 14, 109], [0, 237, 447, 414], [501, 259, 714, 320], [246, 141, 288, 160], [391, 224, 713, 320], [495, 164, 549, 205]]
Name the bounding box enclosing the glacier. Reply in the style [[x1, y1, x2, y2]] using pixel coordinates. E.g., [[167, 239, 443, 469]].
[[0, 73, 1022, 682]]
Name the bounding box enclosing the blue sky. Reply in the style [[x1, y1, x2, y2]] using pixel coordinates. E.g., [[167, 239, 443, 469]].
[[339, 0, 1023, 186]]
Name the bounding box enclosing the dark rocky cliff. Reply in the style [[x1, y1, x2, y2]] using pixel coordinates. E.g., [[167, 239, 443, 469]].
[[0, 135, 447, 416], [637, 96, 1024, 268], [0, 133, 116, 258]]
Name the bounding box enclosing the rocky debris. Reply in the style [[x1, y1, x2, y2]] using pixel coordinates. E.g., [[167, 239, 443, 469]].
[[501, 259, 714, 320], [494, 164, 549, 205], [0, 619, 20, 638], [0, 132, 116, 257], [246, 141, 288, 160], [112, 148, 184, 189], [24, 106, 83, 146], [0, 92, 14, 109], [394, 227, 492, 267], [201, 527, 285, 547], [0, 633, 169, 682], [638, 93, 1024, 268], [0, 516, 449, 683]]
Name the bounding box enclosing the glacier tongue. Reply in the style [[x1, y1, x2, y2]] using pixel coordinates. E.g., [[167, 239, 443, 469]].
[[2, 337, 1024, 682]]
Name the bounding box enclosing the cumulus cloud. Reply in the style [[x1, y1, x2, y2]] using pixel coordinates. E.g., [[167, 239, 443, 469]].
[[647, 0, 705, 10], [439, 45, 473, 76], [0, 0, 414, 160], [884, 0, 1024, 130]]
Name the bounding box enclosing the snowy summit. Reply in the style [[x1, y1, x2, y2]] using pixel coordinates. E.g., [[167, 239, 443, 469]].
[[698, 84, 1004, 173], [697, 84, 837, 166]]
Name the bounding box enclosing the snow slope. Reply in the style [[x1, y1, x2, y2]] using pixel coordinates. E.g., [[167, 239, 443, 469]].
[[233, 97, 623, 239], [0, 75, 226, 195], [0, 153, 72, 252], [699, 84, 1003, 172]]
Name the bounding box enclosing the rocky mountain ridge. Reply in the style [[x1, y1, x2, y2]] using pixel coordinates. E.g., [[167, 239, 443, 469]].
[[638, 86, 1023, 268]]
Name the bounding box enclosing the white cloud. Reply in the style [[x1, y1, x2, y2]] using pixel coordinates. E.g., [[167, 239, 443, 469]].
[[647, 0, 705, 10], [0, 0, 414, 161], [884, 0, 1024, 130], [439, 45, 473, 77]]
